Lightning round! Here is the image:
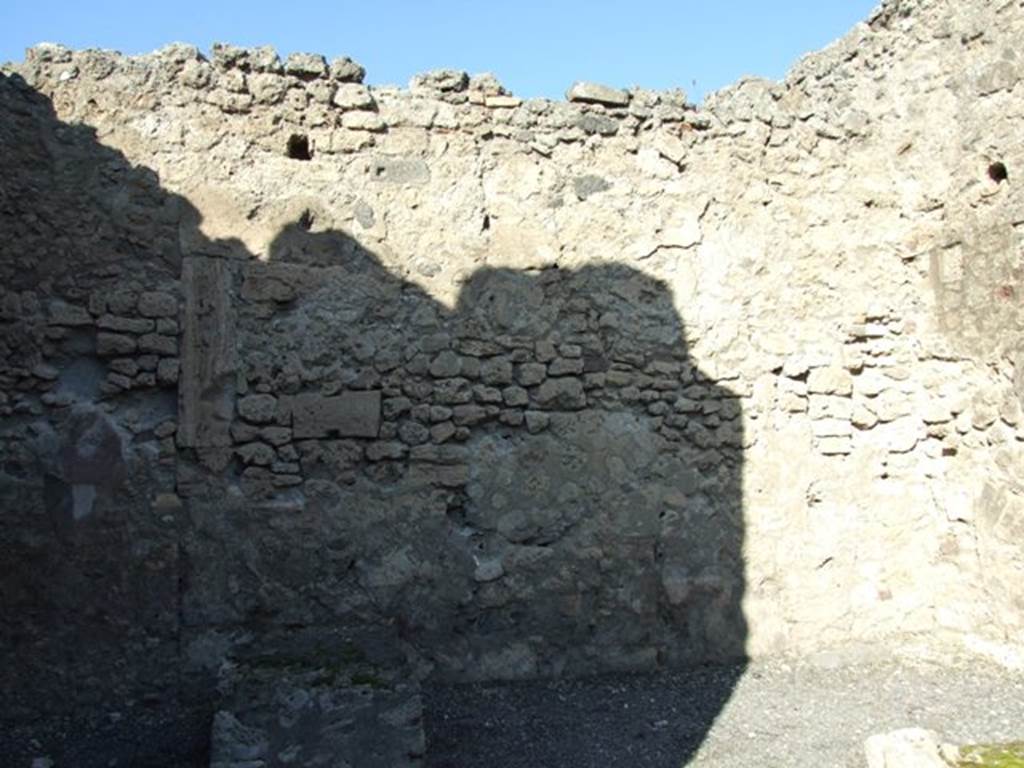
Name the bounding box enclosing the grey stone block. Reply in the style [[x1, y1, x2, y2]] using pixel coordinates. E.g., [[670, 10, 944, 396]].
[[211, 675, 424, 768], [286, 391, 381, 438]]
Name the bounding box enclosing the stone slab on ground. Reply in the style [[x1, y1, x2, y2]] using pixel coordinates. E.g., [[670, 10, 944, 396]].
[[211, 673, 424, 768], [865, 728, 953, 768]]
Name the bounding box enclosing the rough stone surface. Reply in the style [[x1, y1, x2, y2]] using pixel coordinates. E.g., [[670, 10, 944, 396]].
[[2, 2, 1024, 764]]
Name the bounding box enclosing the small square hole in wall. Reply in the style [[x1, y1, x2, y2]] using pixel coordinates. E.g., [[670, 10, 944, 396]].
[[287, 134, 312, 161]]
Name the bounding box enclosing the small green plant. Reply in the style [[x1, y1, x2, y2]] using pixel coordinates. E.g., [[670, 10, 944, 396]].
[[244, 641, 381, 688], [958, 742, 1024, 768], [349, 671, 386, 689]]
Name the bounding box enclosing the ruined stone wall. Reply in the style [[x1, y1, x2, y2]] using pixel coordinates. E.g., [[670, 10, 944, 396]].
[[2, 0, 1023, 746]]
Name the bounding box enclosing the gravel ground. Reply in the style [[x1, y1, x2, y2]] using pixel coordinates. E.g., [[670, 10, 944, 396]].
[[5, 653, 1022, 767], [0, 706, 211, 768], [424, 655, 1024, 768]]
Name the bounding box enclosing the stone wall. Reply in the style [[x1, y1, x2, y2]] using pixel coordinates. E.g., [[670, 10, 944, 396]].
[[1, 0, 1023, 759]]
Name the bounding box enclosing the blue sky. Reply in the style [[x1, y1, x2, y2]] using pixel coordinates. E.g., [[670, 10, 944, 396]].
[[2, 1, 878, 103]]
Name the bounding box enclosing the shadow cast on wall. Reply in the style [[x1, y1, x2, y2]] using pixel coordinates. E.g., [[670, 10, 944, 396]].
[[0, 71, 746, 766]]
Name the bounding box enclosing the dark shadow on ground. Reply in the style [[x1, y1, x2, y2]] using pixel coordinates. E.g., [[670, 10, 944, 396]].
[[424, 666, 746, 768], [0, 69, 746, 767]]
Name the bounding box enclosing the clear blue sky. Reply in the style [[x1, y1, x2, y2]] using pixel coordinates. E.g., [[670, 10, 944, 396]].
[[2, 1, 878, 103]]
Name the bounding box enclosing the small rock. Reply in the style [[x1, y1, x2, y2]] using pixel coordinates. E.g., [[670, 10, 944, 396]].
[[49, 301, 92, 326], [211, 43, 248, 70], [537, 378, 586, 409], [502, 385, 529, 407], [920, 401, 953, 424], [157, 358, 180, 385], [431, 421, 456, 443], [152, 493, 183, 513], [525, 411, 551, 433], [249, 72, 287, 104], [41, 392, 74, 408], [98, 314, 154, 333], [453, 404, 488, 426], [474, 558, 505, 582], [474, 385, 503, 404], [247, 45, 282, 72], [469, 72, 507, 96], [138, 354, 159, 371], [28, 42, 72, 63], [567, 81, 630, 107], [260, 426, 291, 446], [500, 408, 525, 426], [236, 442, 275, 466], [285, 52, 327, 78], [105, 371, 133, 390], [342, 111, 386, 131], [398, 421, 430, 446], [653, 133, 688, 165], [481, 358, 514, 385], [548, 357, 585, 376], [430, 351, 463, 378], [807, 366, 853, 396], [864, 728, 949, 768], [238, 394, 278, 424], [333, 83, 376, 110], [137, 291, 177, 318], [96, 332, 136, 356], [138, 333, 177, 356], [576, 112, 619, 136], [573, 175, 611, 201], [329, 56, 365, 83], [430, 405, 452, 422], [816, 436, 852, 455], [516, 363, 547, 387], [410, 69, 469, 93], [366, 441, 407, 461], [32, 363, 59, 381], [812, 418, 853, 438], [485, 95, 522, 109], [210, 710, 269, 763]]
